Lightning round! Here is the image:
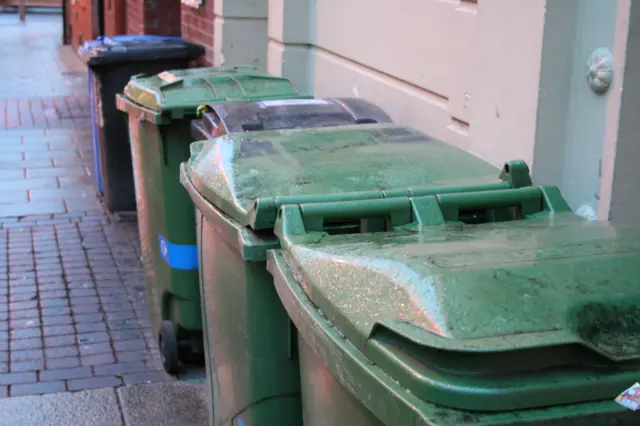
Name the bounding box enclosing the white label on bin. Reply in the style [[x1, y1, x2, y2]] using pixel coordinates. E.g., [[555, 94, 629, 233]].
[[258, 99, 330, 108], [616, 383, 640, 411]]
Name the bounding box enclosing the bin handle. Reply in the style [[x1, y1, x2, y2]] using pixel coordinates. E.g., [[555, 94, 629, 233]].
[[274, 186, 573, 242], [275, 197, 434, 240], [499, 160, 532, 189], [435, 186, 572, 222], [115, 94, 162, 124]]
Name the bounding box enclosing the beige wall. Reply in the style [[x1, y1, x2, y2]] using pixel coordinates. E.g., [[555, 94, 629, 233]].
[[269, 0, 547, 168], [213, 0, 268, 71], [268, 0, 639, 221]]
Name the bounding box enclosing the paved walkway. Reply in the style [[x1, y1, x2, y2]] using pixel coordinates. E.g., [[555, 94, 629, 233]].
[[0, 12, 207, 425]]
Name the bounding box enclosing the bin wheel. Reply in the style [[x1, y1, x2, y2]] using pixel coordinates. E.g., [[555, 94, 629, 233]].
[[159, 321, 180, 374]]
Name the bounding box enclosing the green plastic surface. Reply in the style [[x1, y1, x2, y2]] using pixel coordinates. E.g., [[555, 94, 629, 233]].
[[186, 123, 533, 230], [181, 156, 532, 425], [268, 248, 638, 426], [182, 167, 301, 426], [266, 188, 640, 424], [124, 103, 203, 355], [121, 66, 306, 122], [117, 66, 304, 362]]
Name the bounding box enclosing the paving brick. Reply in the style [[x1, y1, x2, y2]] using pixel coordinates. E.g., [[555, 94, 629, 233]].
[[0, 178, 59, 193], [68, 375, 122, 391], [0, 169, 25, 180], [9, 292, 37, 303], [79, 342, 112, 357], [0, 200, 66, 217], [75, 321, 107, 334], [10, 317, 41, 329], [76, 331, 109, 345], [0, 371, 37, 385], [0, 190, 28, 205], [39, 298, 69, 308], [40, 366, 92, 381], [11, 380, 66, 396], [0, 362, 7, 373], [11, 349, 44, 362], [70, 296, 100, 307], [41, 305, 71, 317], [115, 350, 151, 363], [11, 359, 44, 373], [26, 167, 87, 179], [93, 361, 148, 377], [10, 328, 41, 340], [10, 337, 42, 351], [45, 345, 79, 359], [113, 339, 146, 353], [68, 288, 97, 297], [0, 385, 6, 398], [72, 304, 101, 315], [107, 319, 140, 331], [42, 315, 73, 326], [122, 370, 172, 386], [9, 309, 40, 321], [81, 352, 116, 367], [44, 334, 76, 348], [99, 293, 130, 304], [9, 299, 38, 312], [43, 324, 75, 337], [38, 289, 67, 299], [46, 356, 80, 370], [73, 313, 104, 324], [59, 176, 93, 188], [25, 150, 80, 160], [109, 329, 143, 342]]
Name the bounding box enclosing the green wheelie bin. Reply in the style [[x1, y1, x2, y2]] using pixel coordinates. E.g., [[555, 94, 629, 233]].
[[115, 66, 306, 372], [180, 122, 534, 426], [116, 66, 396, 373], [267, 186, 640, 425]]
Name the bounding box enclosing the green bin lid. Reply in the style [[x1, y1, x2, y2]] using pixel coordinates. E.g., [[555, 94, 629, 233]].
[[123, 66, 306, 113], [184, 123, 505, 230], [274, 217, 640, 412]]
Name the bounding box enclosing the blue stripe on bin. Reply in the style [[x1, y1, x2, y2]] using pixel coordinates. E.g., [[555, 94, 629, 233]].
[[158, 234, 199, 270]]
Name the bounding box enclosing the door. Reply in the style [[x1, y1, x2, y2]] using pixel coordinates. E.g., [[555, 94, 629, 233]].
[[70, 0, 97, 50], [532, 1, 619, 219]]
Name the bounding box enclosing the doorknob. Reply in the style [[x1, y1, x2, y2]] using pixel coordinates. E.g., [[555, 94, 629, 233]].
[[586, 48, 613, 95]]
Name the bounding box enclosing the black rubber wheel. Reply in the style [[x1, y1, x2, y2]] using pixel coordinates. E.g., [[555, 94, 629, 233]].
[[159, 321, 180, 374]]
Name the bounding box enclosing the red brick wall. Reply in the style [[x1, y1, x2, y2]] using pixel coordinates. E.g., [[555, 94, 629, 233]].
[[104, 0, 126, 36], [126, 0, 144, 34], [126, 0, 181, 37], [181, 2, 214, 65]]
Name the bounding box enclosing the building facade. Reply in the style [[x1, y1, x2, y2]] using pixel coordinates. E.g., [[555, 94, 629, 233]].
[[111, 0, 639, 223]]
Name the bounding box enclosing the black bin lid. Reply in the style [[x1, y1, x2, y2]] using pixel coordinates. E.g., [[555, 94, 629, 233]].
[[193, 97, 393, 138], [78, 35, 205, 67]]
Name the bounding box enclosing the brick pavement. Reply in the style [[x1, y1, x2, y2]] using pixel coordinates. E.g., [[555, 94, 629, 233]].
[[0, 13, 184, 400]]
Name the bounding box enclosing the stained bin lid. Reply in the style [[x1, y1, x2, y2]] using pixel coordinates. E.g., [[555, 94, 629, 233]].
[[184, 123, 505, 230], [272, 213, 640, 412], [78, 35, 204, 67], [122, 66, 305, 114], [192, 97, 392, 136]]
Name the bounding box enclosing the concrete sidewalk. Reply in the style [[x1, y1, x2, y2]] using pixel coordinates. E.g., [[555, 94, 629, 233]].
[[0, 381, 207, 426], [0, 12, 208, 425]]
